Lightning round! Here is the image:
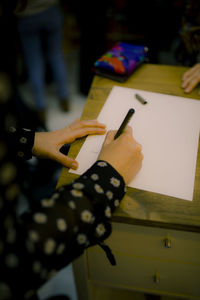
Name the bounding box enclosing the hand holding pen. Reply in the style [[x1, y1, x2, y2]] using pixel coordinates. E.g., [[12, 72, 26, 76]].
[[114, 108, 135, 139], [98, 109, 143, 184]]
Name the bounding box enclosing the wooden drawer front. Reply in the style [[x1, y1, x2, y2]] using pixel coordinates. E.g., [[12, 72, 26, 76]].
[[106, 223, 200, 264], [87, 247, 200, 297]]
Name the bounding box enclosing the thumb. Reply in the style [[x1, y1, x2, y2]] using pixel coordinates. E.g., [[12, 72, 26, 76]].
[[53, 150, 78, 169]]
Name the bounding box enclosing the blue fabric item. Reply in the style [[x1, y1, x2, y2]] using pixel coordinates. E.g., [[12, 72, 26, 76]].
[[17, 5, 68, 110]]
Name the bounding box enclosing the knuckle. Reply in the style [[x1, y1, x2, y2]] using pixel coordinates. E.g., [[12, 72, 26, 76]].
[[137, 143, 142, 152], [134, 143, 142, 153]]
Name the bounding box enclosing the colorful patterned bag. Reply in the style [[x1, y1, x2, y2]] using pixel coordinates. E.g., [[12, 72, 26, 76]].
[[93, 42, 148, 82]]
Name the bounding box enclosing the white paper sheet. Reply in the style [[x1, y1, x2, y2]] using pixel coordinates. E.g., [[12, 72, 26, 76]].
[[70, 86, 200, 201]]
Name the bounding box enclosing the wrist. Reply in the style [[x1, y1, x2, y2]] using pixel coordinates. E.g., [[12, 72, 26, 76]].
[[32, 132, 45, 157]]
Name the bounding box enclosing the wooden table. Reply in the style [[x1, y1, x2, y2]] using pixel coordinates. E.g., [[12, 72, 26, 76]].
[[57, 64, 200, 300]]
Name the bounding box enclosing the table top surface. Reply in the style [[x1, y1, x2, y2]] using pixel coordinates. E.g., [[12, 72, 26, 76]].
[[57, 64, 200, 233]]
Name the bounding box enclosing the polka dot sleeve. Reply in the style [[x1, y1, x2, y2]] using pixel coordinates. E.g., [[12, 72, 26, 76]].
[[16, 160, 126, 296], [8, 127, 35, 160], [77, 160, 126, 214]]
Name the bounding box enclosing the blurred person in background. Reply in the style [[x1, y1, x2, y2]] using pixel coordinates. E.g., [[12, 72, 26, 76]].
[[15, 0, 70, 125]]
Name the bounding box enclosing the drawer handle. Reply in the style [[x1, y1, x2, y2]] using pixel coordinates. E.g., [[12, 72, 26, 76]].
[[163, 237, 171, 248], [153, 272, 160, 283]]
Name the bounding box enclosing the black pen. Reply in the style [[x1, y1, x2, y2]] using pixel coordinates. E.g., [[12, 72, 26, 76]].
[[114, 108, 135, 140]]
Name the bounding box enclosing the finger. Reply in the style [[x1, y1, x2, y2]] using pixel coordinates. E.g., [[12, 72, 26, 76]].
[[59, 125, 106, 145], [121, 125, 133, 135], [51, 151, 78, 169], [184, 76, 200, 93], [182, 64, 200, 81], [181, 76, 191, 88], [102, 130, 116, 146], [182, 68, 195, 82], [181, 69, 200, 89], [81, 119, 106, 128], [68, 126, 106, 142], [118, 126, 138, 143], [182, 65, 197, 81], [65, 118, 80, 130], [68, 119, 106, 131]]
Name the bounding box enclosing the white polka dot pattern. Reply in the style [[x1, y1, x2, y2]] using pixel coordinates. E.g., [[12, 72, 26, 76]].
[[33, 212, 47, 224], [57, 218, 67, 231], [44, 239, 56, 255]]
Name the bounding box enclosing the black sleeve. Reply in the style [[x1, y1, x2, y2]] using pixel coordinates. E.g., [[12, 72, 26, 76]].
[[8, 126, 35, 160], [16, 160, 125, 297], [1, 118, 126, 299]]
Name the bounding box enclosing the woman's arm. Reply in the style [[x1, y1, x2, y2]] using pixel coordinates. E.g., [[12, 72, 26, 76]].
[[1, 113, 143, 298]]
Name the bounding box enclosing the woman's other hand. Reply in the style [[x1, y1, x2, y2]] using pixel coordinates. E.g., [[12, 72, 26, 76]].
[[32, 118, 106, 169], [181, 63, 200, 94]]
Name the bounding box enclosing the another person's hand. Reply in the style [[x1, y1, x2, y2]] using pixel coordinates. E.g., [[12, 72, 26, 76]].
[[32, 118, 106, 169], [181, 63, 200, 94], [98, 126, 143, 184]]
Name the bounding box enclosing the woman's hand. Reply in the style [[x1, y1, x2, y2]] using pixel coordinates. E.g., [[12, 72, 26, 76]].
[[32, 118, 106, 169], [181, 63, 200, 94], [98, 126, 143, 184]]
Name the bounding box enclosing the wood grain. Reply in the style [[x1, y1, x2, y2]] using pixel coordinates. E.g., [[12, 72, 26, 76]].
[[57, 64, 200, 232]]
